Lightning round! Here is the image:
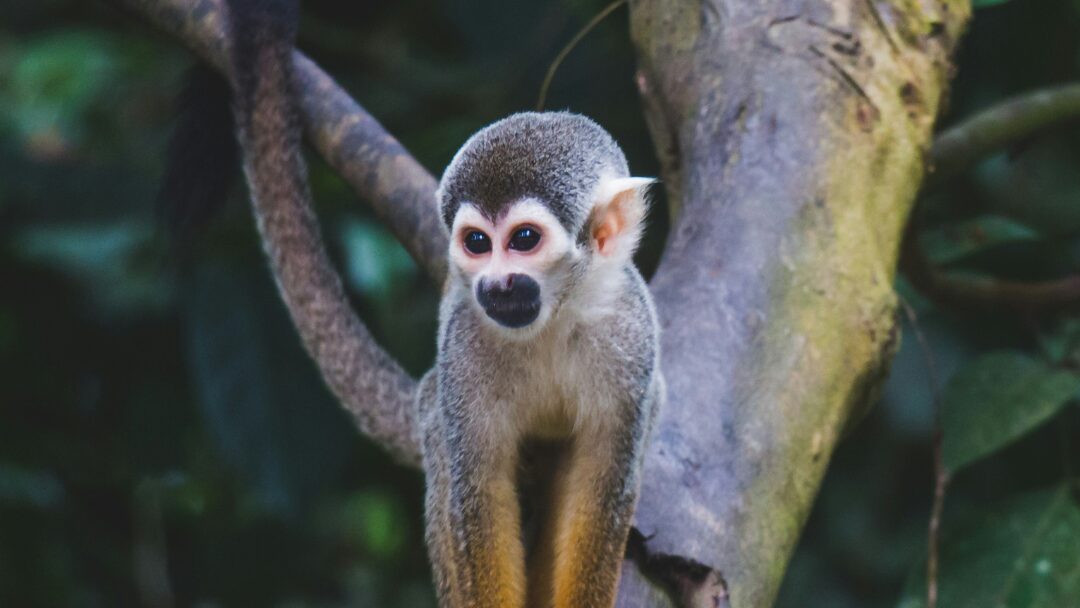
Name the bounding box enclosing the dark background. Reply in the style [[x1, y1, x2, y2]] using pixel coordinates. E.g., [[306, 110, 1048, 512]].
[[1, 0, 1078, 606]]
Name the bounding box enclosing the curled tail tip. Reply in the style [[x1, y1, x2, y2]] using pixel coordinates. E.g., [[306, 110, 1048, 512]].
[[225, 0, 302, 40], [156, 64, 239, 250]]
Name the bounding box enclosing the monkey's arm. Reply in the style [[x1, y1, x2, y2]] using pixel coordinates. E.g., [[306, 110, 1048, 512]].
[[420, 376, 463, 607], [423, 388, 526, 608], [545, 379, 661, 608]]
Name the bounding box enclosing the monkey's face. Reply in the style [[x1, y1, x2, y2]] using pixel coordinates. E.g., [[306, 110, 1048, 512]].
[[449, 200, 579, 336]]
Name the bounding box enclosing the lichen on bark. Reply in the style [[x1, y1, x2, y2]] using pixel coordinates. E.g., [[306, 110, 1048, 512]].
[[623, 1, 970, 606]]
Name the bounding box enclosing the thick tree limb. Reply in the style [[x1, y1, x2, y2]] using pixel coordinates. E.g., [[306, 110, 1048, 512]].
[[110, 0, 447, 284], [926, 82, 1080, 188], [623, 1, 969, 606], [111, 0, 434, 465]]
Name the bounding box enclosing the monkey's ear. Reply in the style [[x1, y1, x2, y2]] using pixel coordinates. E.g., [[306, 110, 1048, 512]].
[[588, 176, 654, 261]]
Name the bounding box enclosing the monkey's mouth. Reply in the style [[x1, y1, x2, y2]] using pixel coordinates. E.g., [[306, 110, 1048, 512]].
[[481, 300, 541, 328], [476, 274, 542, 328]]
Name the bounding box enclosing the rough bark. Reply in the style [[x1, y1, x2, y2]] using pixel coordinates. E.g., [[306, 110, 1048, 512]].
[[623, 1, 969, 606], [110, 0, 973, 605]]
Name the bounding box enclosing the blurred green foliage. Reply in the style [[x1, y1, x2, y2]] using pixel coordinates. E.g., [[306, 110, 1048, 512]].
[[0, 0, 1078, 606], [898, 488, 1080, 608], [940, 352, 1079, 473]]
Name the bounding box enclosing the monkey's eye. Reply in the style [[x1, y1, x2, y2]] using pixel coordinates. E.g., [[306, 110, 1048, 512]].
[[463, 230, 492, 254], [508, 227, 541, 252]]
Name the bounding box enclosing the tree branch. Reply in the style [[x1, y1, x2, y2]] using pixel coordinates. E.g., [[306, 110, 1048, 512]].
[[112, 0, 429, 466], [926, 82, 1080, 187], [902, 232, 1080, 311], [623, 1, 970, 606], [109, 0, 447, 283], [902, 85, 1080, 310], [898, 299, 949, 608]]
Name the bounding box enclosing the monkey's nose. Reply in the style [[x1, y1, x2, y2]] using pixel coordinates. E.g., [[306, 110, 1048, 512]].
[[490, 273, 519, 294], [476, 273, 541, 328]]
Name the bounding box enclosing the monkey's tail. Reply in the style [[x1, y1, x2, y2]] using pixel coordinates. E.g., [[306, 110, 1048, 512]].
[[156, 0, 298, 252], [155, 0, 298, 253], [222, 0, 422, 464], [156, 64, 238, 254]]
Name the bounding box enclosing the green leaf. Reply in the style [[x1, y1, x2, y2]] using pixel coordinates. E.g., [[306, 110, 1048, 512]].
[[339, 218, 417, 298], [940, 238, 1079, 283], [338, 490, 409, 560], [184, 260, 358, 515], [882, 299, 980, 436], [919, 216, 1040, 266], [898, 488, 1080, 608], [10, 221, 171, 314], [941, 351, 1079, 472], [0, 463, 64, 509], [4, 31, 120, 148], [973, 0, 1013, 7], [974, 139, 1080, 238], [1039, 318, 1080, 369]]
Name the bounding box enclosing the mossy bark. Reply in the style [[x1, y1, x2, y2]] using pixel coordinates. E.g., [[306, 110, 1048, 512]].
[[621, 1, 969, 606]]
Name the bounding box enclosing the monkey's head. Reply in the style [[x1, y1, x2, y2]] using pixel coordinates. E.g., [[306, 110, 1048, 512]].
[[438, 112, 652, 337]]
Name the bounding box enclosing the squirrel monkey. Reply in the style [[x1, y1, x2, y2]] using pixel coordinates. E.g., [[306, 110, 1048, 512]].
[[419, 112, 663, 607], [217, 1, 662, 606]]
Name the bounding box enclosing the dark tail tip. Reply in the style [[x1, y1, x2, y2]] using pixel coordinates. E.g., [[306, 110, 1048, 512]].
[[155, 64, 240, 253], [226, 0, 301, 85]]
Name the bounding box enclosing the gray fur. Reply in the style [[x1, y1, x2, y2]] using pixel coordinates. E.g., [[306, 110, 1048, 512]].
[[422, 112, 663, 607], [438, 112, 630, 237]]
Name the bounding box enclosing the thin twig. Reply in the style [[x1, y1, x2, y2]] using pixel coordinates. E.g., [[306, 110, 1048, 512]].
[[536, 0, 627, 111], [926, 440, 949, 608], [926, 82, 1080, 188], [133, 480, 174, 608], [900, 231, 1080, 311], [899, 299, 950, 608]]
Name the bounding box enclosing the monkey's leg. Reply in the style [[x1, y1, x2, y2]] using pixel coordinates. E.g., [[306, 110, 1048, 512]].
[[423, 413, 464, 607], [425, 414, 526, 608], [548, 416, 647, 608]]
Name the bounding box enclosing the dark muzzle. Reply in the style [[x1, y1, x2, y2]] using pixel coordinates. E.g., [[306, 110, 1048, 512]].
[[476, 273, 541, 328]]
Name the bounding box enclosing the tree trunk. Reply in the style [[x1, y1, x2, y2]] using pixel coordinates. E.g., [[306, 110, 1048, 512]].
[[620, 1, 968, 606]]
